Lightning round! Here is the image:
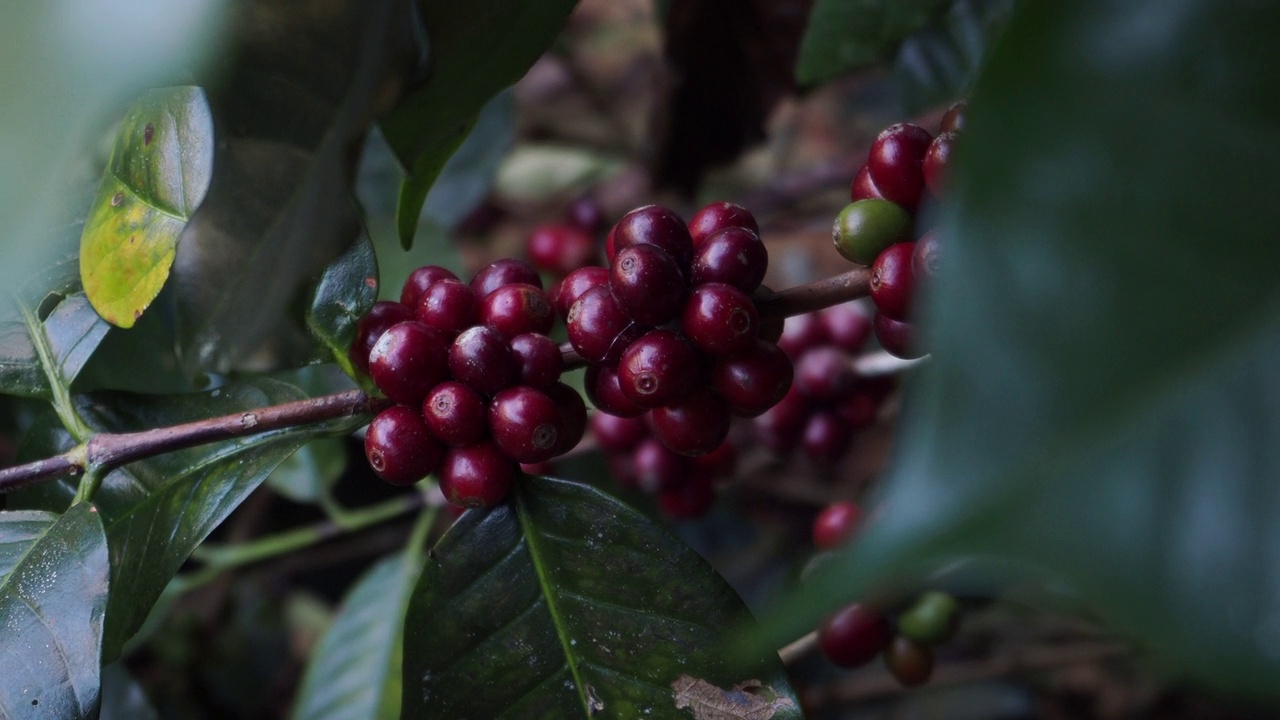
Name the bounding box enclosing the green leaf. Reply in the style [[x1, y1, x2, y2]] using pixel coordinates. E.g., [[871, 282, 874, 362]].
[[0, 504, 109, 719], [80, 87, 213, 329], [99, 663, 158, 720], [795, 0, 948, 85], [171, 0, 416, 373], [307, 229, 379, 374], [0, 291, 109, 401], [419, 91, 517, 233], [267, 439, 348, 504], [778, 0, 1280, 702], [401, 476, 801, 719], [292, 551, 423, 720], [380, 0, 579, 248], [893, 0, 1013, 113]]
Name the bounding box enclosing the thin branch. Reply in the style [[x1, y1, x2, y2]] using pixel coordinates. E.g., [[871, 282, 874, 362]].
[[753, 267, 872, 319], [779, 630, 820, 665]]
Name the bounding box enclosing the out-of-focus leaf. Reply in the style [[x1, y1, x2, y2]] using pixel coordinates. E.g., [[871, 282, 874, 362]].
[[494, 145, 625, 204], [0, 504, 109, 719], [0, 292, 109, 401], [266, 439, 348, 504], [401, 476, 801, 719], [419, 91, 517, 232], [773, 0, 1280, 702], [893, 0, 1013, 113], [795, 0, 947, 85], [99, 663, 158, 720], [291, 551, 423, 720], [379, 0, 579, 248], [307, 229, 379, 375], [80, 87, 212, 329]]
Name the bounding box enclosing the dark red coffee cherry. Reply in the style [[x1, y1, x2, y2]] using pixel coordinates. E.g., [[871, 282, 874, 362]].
[[567, 285, 642, 363], [545, 381, 588, 455], [752, 385, 808, 454], [866, 123, 933, 212], [657, 473, 716, 520], [551, 266, 609, 319], [650, 389, 731, 457], [912, 230, 940, 281], [633, 437, 692, 493], [415, 278, 478, 334], [802, 411, 852, 460], [820, 303, 872, 353], [711, 340, 793, 417], [617, 330, 701, 409], [584, 363, 646, 417], [566, 194, 604, 235], [874, 313, 920, 359], [691, 227, 768, 293], [510, 333, 563, 388], [449, 325, 518, 397], [527, 223, 596, 276], [350, 301, 414, 373], [923, 131, 956, 198], [819, 603, 892, 668], [422, 381, 488, 447], [605, 225, 618, 264], [609, 244, 686, 326], [489, 386, 562, 464], [850, 165, 885, 202], [939, 100, 967, 134], [885, 636, 934, 687], [590, 412, 649, 453], [681, 283, 759, 357], [481, 283, 555, 339], [838, 390, 879, 428], [364, 406, 444, 486], [400, 265, 459, 308], [470, 258, 542, 298], [440, 441, 516, 509], [794, 347, 857, 402], [813, 501, 862, 549], [610, 205, 694, 275], [688, 201, 759, 248], [777, 312, 830, 359], [692, 441, 736, 477], [870, 242, 916, 322], [368, 321, 451, 406]]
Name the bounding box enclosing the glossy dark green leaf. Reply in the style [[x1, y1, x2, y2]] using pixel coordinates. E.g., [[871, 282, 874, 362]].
[[307, 229, 379, 374], [795, 0, 947, 85], [266, 439, 348, 504], [172, 0, 416, 373], [893, 0, 1012, 113], [99, 663, 158, 720], [402, 476, 801, 719], [0, 288, 110, 401], [292, 551, 423, 720], [380, 0, 579, 248], [80, 87, 213, 329], [777, 0, 1280, 702], [0, 504, 109, 719], [419, 91, 517, 233]]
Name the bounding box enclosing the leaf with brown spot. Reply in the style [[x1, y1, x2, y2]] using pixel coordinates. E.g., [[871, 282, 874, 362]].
[[672, 676, 797, 720]]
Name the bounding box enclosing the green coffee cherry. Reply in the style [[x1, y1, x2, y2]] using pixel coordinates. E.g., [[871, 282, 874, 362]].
[[896, 590, 960, 645], [831, 199, 911, 265]]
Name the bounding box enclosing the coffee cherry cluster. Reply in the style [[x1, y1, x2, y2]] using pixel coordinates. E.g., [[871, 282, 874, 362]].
[[567, 202, 794, 461], [831, 101, 966, 358], [351, 261, 586, 509], [818, 591, 960, 687], [752, 304, 893, 461]]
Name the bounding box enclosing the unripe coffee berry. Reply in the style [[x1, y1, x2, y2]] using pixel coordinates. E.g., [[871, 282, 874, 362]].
[[364, 406, 444, 486], [832, 199, 911, 266], [350, 301, 414, 373], [866, 123, 933, 212], [470, 258, 542, 298], [818, 603, 891, 668], [449, 326, 518, 397], [682, 283, 759, 357], [368, 321, 451, 406], [440, 441, 515, 509], [610, 244, 686, 326], [400, 265, 459, 308], [650, 389, 731, 457], [691, 227, 768, 292], [416, 278, 478, 334], [617, 330, 701, 409], [870, 242, 916, 321], [423, 381, 488, 447], [897, 591, 961, 645], [688, 201, 759, 248], [812, 501, 861, 549]]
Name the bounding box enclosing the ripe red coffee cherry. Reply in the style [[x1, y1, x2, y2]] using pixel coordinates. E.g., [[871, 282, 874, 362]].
[[692, 441, 736, 477], [610, 244, 687, 326], [940, 100, 967, 134], [802, 411, 852, 460], [415, 278, 478, 334], [527, 223, 596, 276], [688, 201, 759, 248], [440, 441, 515, 509], [885, 636, 935, 687], [617, 330, 701, 409], [819, 603, 892, 668], [567, 285, 642, 363], [923, 131, 957, 197], [657, 473, 716, 520], [633, 437, 692, 493], [682, 283, 760, 357], [870, 242, 916, 321], [400, 265, 459, 308], [838, 391, 879, 428], [590, 412, 649, 453], [813, 501, 861, 549], [752, 385, 808, 453], [866, 123, 933, 212], [912, 230, 940, 280], [777, 313, 830, 359], [364, 406, 444, 486], [794, 347, 857, 402], [820, 303, 872, 353], [489, 386, 562, 464], [510, 333, 563, 388], [545, 381, 588, 454], [449, 326, 518, 397], [651, 390, 731, 457], [566, 195, 604, 235], [551, 266, 609, 319], [691, 227, 768, 292], [610, 205, 694, 274], [850, 165, 886, 202], [350, 301, 414, 373], [368, 321, 451, 406], [874, 313, 921, 359], [470, 258, 542, 298], [584, 364, 646, 418], [481, 283, 555, 339], [422, 381, 488, 447], [711, 340, 793, 417]]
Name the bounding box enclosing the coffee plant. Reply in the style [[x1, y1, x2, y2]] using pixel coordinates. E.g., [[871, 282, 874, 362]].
[[0, 1, 1277, 718]]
